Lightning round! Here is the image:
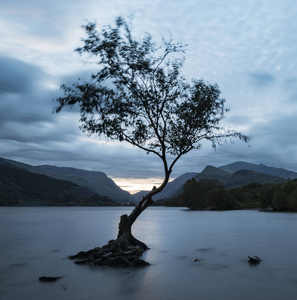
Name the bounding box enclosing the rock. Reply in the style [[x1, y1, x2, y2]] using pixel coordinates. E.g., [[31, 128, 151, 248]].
[[74, 259, 88, 264], [39, 276, 62, 282], [69, 243, 150, 268], [248, 256, 261, 265]]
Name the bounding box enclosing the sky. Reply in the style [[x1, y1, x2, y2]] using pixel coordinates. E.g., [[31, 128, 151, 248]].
[[1, 0, 297, 193]]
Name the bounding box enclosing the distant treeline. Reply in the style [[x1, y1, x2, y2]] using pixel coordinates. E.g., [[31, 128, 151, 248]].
[[155, 178, 297, 211]]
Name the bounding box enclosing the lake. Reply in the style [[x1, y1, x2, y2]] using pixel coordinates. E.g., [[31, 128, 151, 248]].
[[1, 207, 297, 300]]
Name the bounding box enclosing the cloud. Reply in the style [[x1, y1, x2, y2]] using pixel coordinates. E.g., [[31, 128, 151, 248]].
[[0, 1, 86, 39], [247, 72, 276, 88], [0, 55, 79, 154], [282, 77, 297, 103], [0, 57, 59, 129], [0, 54, 161, 180], [0, 55, 42, 94], [1, 0, 297, 189], [0, 54, 164, 178]]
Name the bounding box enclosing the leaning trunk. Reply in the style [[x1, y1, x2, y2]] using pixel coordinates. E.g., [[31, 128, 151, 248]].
[[115, 172, 170, 249], [116, 193, 154, 250], [69, 173, 170, 267]]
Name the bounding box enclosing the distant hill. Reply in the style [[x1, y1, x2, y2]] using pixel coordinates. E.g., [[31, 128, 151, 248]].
[[132, 190, 149, 202], [194, 165, 285, 189], [136, 164, 287, 202], [193, 165, 231, 182], [223, 169, 285, 188], [1, 157, 134, 205], [2, 157, 294, 205], [159, 172, 197, 199], [133, 172, 197, 202], [219, 161, 297, 179], [0, 163, 117, 206], [148, 166, 231, 201], [165, 167, 231, 201]]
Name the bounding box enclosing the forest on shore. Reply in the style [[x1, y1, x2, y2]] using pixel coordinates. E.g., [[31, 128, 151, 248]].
[[156, 178, 297, 211]]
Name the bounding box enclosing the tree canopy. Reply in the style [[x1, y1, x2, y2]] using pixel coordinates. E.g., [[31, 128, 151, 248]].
[[55, 16, 249, 184]]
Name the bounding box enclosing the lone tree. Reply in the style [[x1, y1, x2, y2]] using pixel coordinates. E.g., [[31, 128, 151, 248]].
[[55, 17, 249, 267]]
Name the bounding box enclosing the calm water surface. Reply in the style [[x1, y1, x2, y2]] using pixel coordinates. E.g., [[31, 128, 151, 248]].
[[1, 207, 297, 300]]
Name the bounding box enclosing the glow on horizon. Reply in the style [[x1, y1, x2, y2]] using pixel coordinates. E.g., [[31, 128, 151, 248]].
[[111, 177, 174, 194]]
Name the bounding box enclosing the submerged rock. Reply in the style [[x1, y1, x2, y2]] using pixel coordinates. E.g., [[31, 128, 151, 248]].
[[248, 256, 261, 265], [69, 242, 150, 268], [39, 276, 62, 282]]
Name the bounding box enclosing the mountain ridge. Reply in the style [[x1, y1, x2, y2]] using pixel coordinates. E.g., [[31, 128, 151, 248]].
[[219, 161, 297, 179], [1, 157, 134, 204], [2, 157, 295, 205], [0, 163, 117, 206], [133, 172, 197, 202], [134, 162, 293, 202], [223, 169, 285, 188]]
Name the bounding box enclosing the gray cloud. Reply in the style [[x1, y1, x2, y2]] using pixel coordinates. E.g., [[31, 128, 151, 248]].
[[282, 77, 297, 103], [0, 54, 163, 178], [0, 56, 42, 94], [0, 1, 86, 39], [0, 55, 57, 119], [0, 55, 78, 152], [247, 72, 276, 88], [1, 0, 297, 189]]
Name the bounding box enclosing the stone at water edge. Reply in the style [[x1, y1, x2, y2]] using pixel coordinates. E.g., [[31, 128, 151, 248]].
[[248, 256, 261, 265], [39, 276, 63, 282]]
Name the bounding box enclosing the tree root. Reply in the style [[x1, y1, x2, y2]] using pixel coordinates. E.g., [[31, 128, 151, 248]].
[[69, 239, 150, 268]]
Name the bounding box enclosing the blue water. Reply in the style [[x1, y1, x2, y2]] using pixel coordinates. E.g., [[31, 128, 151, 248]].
[[1, 207, 297, 299]]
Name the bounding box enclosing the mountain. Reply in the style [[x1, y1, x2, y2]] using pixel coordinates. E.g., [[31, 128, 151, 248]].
[[32, 165, 134, 205], [159, 164, 276, 200], [163, 166, 231, 201], [1, 157, 134, 205], [159, 172, 197, 199], [145, 165, 286, 202], [132, 190, 149, 202], [193, 165, 231, 182], [223, 169, 285, 188], [2, 157, 294, 205], [132, 172, 197, 202], [219, 161, 297, 179], [194, 165, 285, 189], [0, 163, 117, 206], [134, 164, 288, 202]]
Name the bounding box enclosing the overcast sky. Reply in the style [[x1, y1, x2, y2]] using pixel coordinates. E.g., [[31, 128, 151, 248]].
[[1, 0, 297, 193]]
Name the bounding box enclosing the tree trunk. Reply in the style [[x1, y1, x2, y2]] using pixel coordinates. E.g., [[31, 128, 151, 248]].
[[116, 214, 148, 250], [69, 172, 170, 267], [116, 192, 154, 250], [115, 172, 170, 249]]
